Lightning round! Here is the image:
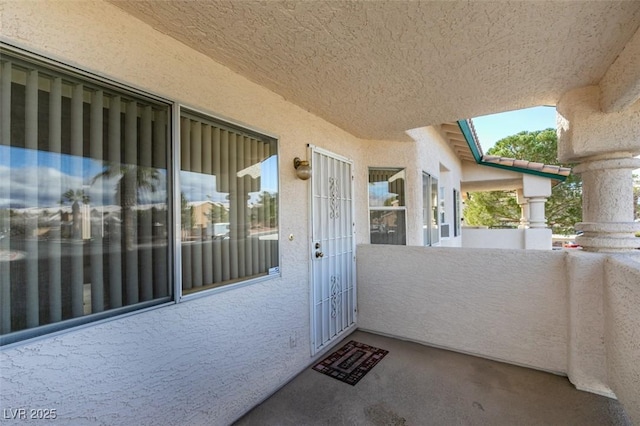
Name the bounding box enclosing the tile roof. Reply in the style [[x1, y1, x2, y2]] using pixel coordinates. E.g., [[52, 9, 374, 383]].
[[440, 119, 570, 181]]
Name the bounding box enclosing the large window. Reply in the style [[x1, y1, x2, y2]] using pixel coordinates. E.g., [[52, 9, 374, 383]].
[[368, 168, 406, 245], [0, 48, 281, 345], [179, 111, 279, 293], [1, 50, 171, 344], [422, 172, 439, 246]]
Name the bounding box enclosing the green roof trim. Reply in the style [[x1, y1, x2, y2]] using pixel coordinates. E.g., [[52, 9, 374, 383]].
[[479, 162, 568, 181], [456, 119, 568, 182], [457, 120, 482, 162]]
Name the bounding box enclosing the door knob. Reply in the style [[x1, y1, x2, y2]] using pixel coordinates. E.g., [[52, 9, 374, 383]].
[[315, 251, 324, 258]]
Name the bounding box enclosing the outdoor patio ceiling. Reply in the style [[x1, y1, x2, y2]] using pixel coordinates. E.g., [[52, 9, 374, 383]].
[[109, 1, 640, 140]]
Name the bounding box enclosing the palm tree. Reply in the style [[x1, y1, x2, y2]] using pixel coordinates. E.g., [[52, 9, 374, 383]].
[[93, 164, 159, 250], [61, 189, 90, 239]]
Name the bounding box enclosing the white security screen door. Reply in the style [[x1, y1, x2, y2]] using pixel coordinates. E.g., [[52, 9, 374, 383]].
[[310, 145, 356, 354]]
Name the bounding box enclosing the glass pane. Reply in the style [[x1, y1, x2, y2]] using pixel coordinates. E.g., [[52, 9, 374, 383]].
[[431, 177, 439, 244], [422, 173, 431, 246], [368, 168, 405, 207], [369, 210, 406, 245], [454, 189, 461, 237], [179, 112, 278, 293], [1, 53, 171, 340]]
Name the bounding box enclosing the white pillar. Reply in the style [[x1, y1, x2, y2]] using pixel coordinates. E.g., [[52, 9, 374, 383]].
[[516, 189, 530, 229], [557, 85, 640, 253], [573, 156, 640, 252], [522, 175, 551, 229], [528, 197, 547, 229]]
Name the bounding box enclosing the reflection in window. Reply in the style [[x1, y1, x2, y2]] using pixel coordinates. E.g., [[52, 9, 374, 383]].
[[422, 172, 439, 246], [368, 168, 406, 245], [454, 189, 461, 237], [180, 111, 279, 293], [0, 51, 171, 342]]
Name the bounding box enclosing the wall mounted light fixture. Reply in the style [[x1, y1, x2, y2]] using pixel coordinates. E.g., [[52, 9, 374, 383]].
[[293, 157, 312, 180]]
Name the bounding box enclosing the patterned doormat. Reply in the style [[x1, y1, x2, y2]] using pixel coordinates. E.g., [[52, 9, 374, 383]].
[[312, 340, 389, 386]]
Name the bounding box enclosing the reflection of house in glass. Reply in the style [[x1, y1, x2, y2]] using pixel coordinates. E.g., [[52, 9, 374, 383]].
[[186, 200, 229, 239]]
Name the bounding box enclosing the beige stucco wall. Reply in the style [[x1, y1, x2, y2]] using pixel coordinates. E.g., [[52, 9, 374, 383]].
[[354, 130, 462, 247], [0, 2, 360, 425], [604, 256, 640, 424], [0, 1, 463, 424], [566, 252, 610, 396], [411, 126, 463, 247], [556, 85, 640, 162], [357, 245, 569, 373], [357, 245, 640, 423]]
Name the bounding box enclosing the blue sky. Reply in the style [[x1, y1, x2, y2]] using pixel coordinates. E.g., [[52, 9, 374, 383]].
[[471, 106, 556, 152]]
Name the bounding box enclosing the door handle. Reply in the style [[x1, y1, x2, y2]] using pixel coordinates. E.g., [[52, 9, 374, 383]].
[[315, 251, 324, 258]]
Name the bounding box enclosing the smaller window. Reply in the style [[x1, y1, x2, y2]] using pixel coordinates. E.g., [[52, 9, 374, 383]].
[[422, 172, 439, 246], [453, 189, 461, 237], [179, 110, 279, 294], [368, 168, 406, 245]]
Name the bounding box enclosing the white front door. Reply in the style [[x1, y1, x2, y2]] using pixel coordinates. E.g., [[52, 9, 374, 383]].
[[310, 145, 356, 354]]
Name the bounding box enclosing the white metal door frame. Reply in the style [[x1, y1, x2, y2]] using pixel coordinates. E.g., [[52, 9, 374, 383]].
[[308, 144, 357, 355]]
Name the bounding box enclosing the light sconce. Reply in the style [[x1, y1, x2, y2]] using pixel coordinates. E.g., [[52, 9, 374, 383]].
[[293, 157, 311, 180]]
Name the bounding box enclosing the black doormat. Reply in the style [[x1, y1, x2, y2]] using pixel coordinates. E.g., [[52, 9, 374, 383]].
[[312, 340, 388, 386]]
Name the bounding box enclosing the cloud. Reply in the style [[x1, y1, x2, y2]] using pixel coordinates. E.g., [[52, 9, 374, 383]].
[[1, 164, 168, 209]]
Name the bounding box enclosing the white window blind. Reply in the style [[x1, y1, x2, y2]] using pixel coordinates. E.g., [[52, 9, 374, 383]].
[[0, 52, 171, 343], [179, 111, 278, 293]]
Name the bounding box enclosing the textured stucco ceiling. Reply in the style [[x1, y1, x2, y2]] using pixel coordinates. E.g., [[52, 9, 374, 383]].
[[109, 1, 640, 140]]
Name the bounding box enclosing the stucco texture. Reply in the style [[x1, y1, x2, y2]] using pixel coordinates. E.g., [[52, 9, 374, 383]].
[[0, 1, 360, 424], [357, 245, 568, 374], [0, 1, 462, 424], [604, 256, 640, 424], [556, 86, 640, 162], [109, 0, 640, 140]]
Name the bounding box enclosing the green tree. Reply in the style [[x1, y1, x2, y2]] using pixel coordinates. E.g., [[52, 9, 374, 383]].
[[464, 129, 582, 235], [257, 191, 278, 228], [180, 192, 194, 231], [463, 191, 519, 228]]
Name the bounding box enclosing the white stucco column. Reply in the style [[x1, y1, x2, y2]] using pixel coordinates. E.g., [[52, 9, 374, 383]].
[[573, 156, 640, 252], [521, 175, 551, 229], [557, 85, 640, 253], [521, 176, 552, 249], [527, 197, 547, 229], [516, 189, 530, 229]]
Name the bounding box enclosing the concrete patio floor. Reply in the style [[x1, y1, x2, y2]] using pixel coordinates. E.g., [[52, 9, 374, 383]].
[[235, 330, 630, 426]]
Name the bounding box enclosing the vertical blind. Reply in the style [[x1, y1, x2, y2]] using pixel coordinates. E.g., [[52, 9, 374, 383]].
[[180, 112, 278, 293], [0, 53, 171, 339]]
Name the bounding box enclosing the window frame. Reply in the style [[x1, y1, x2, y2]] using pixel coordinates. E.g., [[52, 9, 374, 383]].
[[422, 172, 440, 246], [368, 167, 407, 245], [176, 106, 281, 301], [453, 189, 462, 237], [0, 45, 176, 346], [0, 44, 282, 346]]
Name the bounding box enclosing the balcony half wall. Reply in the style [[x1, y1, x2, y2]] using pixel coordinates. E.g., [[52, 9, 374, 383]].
[[357, 244, 640, 424]]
